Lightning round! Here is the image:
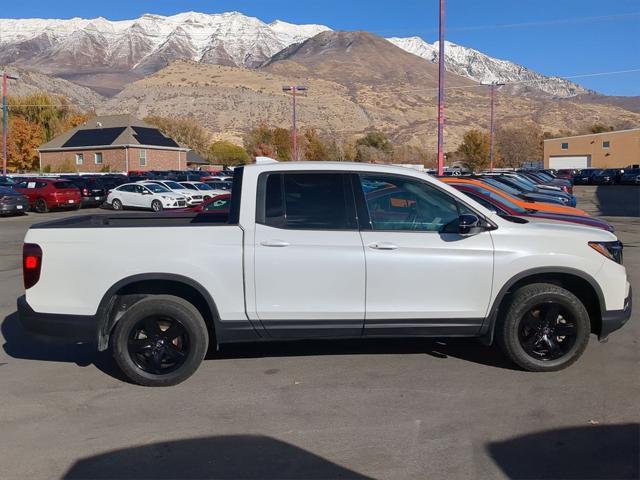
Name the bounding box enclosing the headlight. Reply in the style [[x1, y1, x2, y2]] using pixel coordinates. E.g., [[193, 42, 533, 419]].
[[589, 241, 623, 264], [161, 196, 171, 200]]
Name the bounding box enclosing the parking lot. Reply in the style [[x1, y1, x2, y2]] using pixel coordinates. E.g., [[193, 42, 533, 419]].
[[0, 186, 638, 479]]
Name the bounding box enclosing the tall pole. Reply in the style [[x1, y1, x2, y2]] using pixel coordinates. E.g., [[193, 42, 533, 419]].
[[2, 72, 18, 176], [283, 85, 307, 161], [487, 82, 504, 172], [436, 0, 445, 176], [489, 83, 495, 172], [2, 73, 7, 176], [292, 87, 297, 161]]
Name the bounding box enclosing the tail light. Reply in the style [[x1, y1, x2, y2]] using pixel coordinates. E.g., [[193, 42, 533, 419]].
[[23, 243, 43, 289], [562, 186, 569, 193], [82, 188, 89, 196]]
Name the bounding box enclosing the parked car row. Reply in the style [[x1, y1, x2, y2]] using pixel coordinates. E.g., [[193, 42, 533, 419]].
[[0, 170, 234, 216], [567, 167, 640, 185]]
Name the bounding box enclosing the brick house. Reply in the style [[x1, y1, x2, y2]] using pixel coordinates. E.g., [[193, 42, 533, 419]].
[[37, 114, 198, 173]]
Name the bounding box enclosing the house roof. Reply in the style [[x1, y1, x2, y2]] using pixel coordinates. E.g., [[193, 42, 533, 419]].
[[186, 150, 209, 165], [38, 114, 187, 151]]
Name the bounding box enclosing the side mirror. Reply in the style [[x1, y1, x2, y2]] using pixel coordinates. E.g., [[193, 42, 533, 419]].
[[458, 214, 480, 235]]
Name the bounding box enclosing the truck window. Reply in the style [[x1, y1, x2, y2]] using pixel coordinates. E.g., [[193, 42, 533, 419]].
[[359, 174, 466, 232], [262, 173, 353, 230]]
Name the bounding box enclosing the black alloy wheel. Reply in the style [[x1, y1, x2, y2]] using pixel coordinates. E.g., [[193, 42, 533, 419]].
[[518, 302, 577, 361], [127, 316, 190, 375], [35, 198, 48, 213]]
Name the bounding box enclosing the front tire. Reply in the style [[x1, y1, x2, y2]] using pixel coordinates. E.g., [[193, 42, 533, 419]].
[[151, 200, 163, 212], [497, 283, 590, 372], [112, 295, 209, 387]]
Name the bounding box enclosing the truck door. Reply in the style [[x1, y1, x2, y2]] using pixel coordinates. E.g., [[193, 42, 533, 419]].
[[355, 173, 494, 336], [253, 172, 366, 338]]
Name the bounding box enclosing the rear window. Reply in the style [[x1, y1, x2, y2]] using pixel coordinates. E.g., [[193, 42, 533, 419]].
[[53, 181, 76, 189], [261, 173, 353, 230]]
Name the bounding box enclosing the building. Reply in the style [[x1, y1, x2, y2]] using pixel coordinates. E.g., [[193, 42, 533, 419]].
[[38, 114, 193, 173], [544, 128, 640, 170]]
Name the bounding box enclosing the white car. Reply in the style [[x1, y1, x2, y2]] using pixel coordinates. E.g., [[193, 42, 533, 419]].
[[179, 181, 227, 200], [17, 161, 632, 386], [107, 182, 187, 212], [141, 180, 204, 206]]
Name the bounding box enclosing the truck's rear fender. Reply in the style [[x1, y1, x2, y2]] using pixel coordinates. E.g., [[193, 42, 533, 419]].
[[479, 267, 605, 345], [95, 273, 260, 351]]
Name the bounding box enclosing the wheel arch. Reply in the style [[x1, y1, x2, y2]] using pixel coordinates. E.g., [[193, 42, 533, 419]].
[[95, 273, 220, 351], [480, 267, 605, 345]]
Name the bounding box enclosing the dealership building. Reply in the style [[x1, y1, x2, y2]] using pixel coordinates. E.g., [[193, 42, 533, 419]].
[[544, 127, 640, 170], [37, 114, 206, 173]]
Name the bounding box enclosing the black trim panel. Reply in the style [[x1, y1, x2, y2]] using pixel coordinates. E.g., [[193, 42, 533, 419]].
[[261, 319, 363, 339], [600, 286, 632, 340], [17, 295, 99, 343]]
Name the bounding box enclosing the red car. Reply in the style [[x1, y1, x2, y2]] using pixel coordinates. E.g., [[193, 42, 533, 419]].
[[176, 193, 231, 214], [14, 178, 82, 213], [450, 182, 614, 232]]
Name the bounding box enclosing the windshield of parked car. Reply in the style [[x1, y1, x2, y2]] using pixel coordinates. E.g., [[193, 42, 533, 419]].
[[481, 178, 523, 195], [0, 186, 16, 195], [146, 184, 171, 193], [461, 184, 527, 213], [164, 181, 185, 190], [508, 176, 538, 191], [194, 183, 213, 190]]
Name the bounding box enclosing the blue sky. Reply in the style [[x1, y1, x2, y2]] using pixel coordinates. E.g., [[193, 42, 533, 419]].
[[5, 0, 640, 95]]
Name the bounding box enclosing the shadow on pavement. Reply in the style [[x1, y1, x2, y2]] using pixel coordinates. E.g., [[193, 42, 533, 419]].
[[63, 435, 372, 479], [2, 310, 518, 380], [487, 423, 640, 479], [595, 186, 640, 217], [1, 311, 127, 381]]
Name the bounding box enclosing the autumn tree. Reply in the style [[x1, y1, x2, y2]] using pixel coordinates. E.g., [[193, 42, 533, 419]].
[[301, 128, 328, 161], [6, 117, 44, 171], [208, 141, 251, 166], [355, 131, 394, 163], [456, 129, 491, 171], [144, 116, 211, 156], [495, 125, 543, 168]]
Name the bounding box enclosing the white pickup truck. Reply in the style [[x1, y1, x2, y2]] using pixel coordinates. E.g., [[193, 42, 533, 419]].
[[18, 162, 632, 386]]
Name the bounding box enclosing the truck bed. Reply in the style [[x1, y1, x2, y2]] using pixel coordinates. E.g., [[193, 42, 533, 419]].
[[30, 212, 232, 229]]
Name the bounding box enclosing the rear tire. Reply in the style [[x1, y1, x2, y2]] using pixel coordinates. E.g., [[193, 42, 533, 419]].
[[497, 283, 590, 372], [112, 295, 209, 387], [34, 198, 49, 213], [111, 198, 123, 211]]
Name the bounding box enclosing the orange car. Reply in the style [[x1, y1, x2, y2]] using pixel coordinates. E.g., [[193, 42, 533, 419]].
[[441, 177, 589, 216]]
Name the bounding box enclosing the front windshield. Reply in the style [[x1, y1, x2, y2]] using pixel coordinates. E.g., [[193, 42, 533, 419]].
[[146, 184, 170, 193], [165, 181, 185, 190], [509, 176, 536, 191], [195, 183, 213, 191]]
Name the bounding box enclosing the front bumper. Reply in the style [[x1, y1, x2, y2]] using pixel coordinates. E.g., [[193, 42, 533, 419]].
[[17, 295, 99, 344], [599, 287, 633, 341]]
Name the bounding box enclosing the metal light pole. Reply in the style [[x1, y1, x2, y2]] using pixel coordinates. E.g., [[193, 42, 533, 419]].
[[436, 0, 446, 176], [2, 72, 19, 176], [283, 85, 307, 161], [487, 81, 504, 172]]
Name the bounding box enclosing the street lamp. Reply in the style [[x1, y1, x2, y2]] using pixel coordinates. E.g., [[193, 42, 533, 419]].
[[482, 81, 505, 172], [2, 71, 19, 176], [436, 0, 445, 176], [282, 85, 307, 161]]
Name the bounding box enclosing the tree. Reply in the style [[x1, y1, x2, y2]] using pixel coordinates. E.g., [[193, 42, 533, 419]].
[[6, 117, 44, 171], [355, 131, 393, 163], [301, 128, 328, 161], [456, 129, 490, 171], [495, 125, 543, 168], [589, 123, 614, 134], [144, 116, 211, 156], [243, 123, 275, 158], [208, 141, 251, 166]]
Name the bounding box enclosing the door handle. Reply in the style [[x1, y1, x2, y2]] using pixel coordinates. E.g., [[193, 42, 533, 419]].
[[260, 239, 290, 248], [368, 242, 399, 250]]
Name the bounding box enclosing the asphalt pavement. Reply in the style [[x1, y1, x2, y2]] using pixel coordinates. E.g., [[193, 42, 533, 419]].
[[0, 187, 638, 480]]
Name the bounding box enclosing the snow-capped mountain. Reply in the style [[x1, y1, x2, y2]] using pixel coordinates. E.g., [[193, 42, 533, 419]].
[[0, 11, 331, 72], [387, 37, 589, 98], [0, 11, 590, 98]]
